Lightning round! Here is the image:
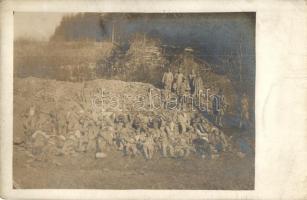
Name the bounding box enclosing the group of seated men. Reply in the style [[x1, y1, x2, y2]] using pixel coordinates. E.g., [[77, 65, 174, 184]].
[[22, 104, 231, 161]]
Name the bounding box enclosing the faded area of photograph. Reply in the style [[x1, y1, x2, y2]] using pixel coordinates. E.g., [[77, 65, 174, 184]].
[[13, 12, 255, 189]]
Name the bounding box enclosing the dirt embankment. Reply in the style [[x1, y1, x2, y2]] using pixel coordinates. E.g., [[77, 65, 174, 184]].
[[14, 76, 238, 139], [13, 77, 254, 190]]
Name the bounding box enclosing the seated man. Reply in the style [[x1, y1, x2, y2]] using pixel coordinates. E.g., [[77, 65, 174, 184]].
[[174, 136, 190, 158]]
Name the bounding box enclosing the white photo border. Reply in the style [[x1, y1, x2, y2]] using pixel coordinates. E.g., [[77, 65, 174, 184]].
[[1, 0, 307, 199]]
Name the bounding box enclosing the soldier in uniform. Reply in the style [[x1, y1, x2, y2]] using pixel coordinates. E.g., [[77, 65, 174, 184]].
[[193, 127, 211, 159], [23, 105, 39, 149], [162, 68, 174, 91], [212, 89, 227, 127], [210, 126, 222, 154], [173, 68, 184, 94], [174, 135, 190, 158], [178, 77, 190, 110], [117, 121, 130, 152], [150, 115, 161, 130], [142, 134, 155, 160], [100, 126, 115, 148], [122, 122, 138, 157], [161, 89, 172, 109], [31, 130, 49, 161], [67, 110, 80, 133], [177, 112, 189, 134], [139, 114, 149, 132], [124, 135, 139, 157], [218, 130, 229, 152], [86, 120, 99, 153], [76, 118, 88, 152], [158, 123, 170, 157], [193, 76, 203, 97], [132, 113, 142, 130], [134, 127, 144, 151], [114, 121, 124, 151], [62, 134, 78, 156], [240, 93, 250, 129], [164, 120, 176, 139], [188, 69, 196, 94], [150, 121, 162, 147]]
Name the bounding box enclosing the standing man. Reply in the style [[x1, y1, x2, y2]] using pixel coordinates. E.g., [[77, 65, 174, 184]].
[[188, 69, 196, 95], [142, 134, 155, 160], [212, 89, 227, 127], [178, 77, 190, 110], [240, 93, 250, 128], [23, 105, 39, 149], [159, 124, 169, 157], [162, 68, 174, 91], [87, 120, 99, 153], [174, 68, 184, 95], [194, 76, 203, 97]]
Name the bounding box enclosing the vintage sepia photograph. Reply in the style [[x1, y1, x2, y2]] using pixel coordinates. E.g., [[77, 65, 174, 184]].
[[13, 12, 255, 189]]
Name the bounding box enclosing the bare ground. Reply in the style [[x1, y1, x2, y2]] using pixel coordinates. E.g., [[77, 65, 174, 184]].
[[13, 145, 254, 190]]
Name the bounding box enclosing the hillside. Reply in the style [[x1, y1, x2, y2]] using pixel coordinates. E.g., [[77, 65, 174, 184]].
[[14, 41, 114, 79], [14, 76, 240, 144], [13, 76, 254, 189]]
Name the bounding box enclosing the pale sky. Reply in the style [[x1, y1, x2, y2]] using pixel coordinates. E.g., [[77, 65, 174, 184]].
[[14, 12, 67, 41]]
